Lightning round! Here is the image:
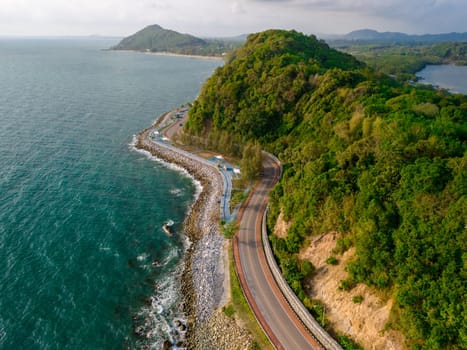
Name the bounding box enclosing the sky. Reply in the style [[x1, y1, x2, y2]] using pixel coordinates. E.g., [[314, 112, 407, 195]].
[[0, 0, 466, 38]]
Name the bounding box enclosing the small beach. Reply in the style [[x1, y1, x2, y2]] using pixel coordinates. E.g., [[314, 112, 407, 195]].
[[113, 49, 225, 61]]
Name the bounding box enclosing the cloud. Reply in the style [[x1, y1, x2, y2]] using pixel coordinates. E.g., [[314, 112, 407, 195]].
[[0, 0, 464, 37], [231, 1, 247, 14], [246, 0, 460, 18], [242, 0, 466, 33]]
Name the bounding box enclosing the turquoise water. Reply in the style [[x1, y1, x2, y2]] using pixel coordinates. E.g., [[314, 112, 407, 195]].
[[0, 38, 221, 349], [416, 64, 467, 94]]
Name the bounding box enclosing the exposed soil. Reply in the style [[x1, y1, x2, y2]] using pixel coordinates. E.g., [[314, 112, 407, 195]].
[[273, 212, 290, 239], [274, 214, 407, 350]]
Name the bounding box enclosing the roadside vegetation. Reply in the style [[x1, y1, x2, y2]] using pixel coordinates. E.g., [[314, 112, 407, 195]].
[[185, 29, 466, 349], [229, 188, 249, 212], [226, 247, 274, 350]]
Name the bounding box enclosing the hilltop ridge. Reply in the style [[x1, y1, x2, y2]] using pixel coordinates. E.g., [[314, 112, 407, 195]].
[[185, 29, 466, 349], [323, 28, 467, 43], [111, 24, 241, 56], [112, 24, 206, 52]]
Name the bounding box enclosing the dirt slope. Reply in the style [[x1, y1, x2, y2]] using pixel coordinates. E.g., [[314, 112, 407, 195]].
[[274, 215, 406, 350]]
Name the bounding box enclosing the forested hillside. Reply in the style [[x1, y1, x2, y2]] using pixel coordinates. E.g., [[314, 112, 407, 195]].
[[326, 29, 467, 44], [333, 41, 467, 81], [185, 30, 466, 349], [112, 24, 241, 56]]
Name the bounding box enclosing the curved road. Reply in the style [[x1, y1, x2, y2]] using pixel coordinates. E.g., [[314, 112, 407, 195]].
[[234, 154, 324, 350], [155, 111, 325, 349]]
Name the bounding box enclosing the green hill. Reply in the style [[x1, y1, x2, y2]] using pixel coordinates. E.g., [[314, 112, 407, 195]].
[[112, 24, 206, 52], [112, 24, 241, 56], [324, 29, 467, 44], [331, 41, 467, 81], [186, 29, 467, 349]]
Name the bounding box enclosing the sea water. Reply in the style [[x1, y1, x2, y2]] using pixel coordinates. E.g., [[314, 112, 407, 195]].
[[416, 64, 467, 95], [0, 38, 222, 349]]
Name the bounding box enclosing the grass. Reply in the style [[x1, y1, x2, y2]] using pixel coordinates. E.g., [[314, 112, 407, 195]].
[[228, 245, 274, 350], [230, 189, 249, 211], [222, 221, 238, 239], [222, 304, 235, 317]]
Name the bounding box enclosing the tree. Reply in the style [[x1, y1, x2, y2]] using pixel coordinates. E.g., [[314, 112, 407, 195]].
[[241, 141, 263, 182], [184, 29, 467, 348]]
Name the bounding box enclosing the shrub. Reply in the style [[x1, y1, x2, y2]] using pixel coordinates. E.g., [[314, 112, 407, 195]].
[[222, 305, 235, 317], [222, 221, 238, 239], [339, 278, 356, 291], [300, 259, 315, 276], [332, 237, 353, 254], [326, 256, 339, 265], [338, 335, 363, 350], [352, 295, 363, 304]]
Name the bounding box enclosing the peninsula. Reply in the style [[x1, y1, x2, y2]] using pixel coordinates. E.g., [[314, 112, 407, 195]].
[[185, 29, 466, 350], [133, 28, 465, 350], [111, 24, 243, 57]]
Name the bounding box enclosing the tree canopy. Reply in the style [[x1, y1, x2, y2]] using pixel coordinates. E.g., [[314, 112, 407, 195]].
[[112, 24, 242, 56], [333, 41, 467, 81], [186, 29, 467, 349]]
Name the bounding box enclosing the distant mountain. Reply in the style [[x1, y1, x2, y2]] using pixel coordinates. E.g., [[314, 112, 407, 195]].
[[187, 29, 466, 350], [112, 24, 207, 52], [324, 29, 467, 44], [205, 34, 248, 43], [343, 29, 409, 41], [111, 24, 243, 56]]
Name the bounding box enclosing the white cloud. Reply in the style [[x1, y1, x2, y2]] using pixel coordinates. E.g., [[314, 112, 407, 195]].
[[231, 1, 247, 14], [0, 0, 465, 36]]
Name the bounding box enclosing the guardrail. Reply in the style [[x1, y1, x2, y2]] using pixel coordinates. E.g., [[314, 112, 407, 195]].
[[261, 208, 343, 350], [261, 155, 343, 350], [144, 132, 341, 349], [146, 128, 230, 221]]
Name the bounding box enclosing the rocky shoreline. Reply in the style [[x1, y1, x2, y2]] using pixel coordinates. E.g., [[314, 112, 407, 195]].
[[135, 124, 252, 349]]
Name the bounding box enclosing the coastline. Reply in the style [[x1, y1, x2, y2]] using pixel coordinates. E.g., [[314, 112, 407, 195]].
[[112, 49, 225, 61], [135, 118, 249, 349]]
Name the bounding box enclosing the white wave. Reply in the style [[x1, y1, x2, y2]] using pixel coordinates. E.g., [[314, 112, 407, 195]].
[[129, 135, 203, 205], [137, 252, 150, 262], [134, 260, 187, 349], [169, 188, 183, 196], [128, 134, 206, 348]]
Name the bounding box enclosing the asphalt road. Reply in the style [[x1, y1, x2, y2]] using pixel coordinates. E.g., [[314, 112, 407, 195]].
[[158, 110, 324, 348], [235, 154, 324, 350]]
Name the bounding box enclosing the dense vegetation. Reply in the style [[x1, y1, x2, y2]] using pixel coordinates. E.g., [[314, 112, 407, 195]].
[[331, 41, 467, 81], [185, 29, 467, 349], [326, 29, 467, 44], [112, 24, 242, 56]]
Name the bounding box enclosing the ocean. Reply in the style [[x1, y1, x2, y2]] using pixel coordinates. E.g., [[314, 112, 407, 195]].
[[0, 38, 222, 349]]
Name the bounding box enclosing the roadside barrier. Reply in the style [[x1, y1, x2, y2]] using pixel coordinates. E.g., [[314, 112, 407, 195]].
[[261, 154, 343, 350]]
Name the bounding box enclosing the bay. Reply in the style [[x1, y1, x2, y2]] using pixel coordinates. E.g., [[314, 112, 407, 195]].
[[416, 64, 467, 94], [0, 38, 221, 349]]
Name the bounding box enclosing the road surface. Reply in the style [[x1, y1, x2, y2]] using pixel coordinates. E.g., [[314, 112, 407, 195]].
[[153, 110, 327, 349], [234, 154, 324, 350]]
